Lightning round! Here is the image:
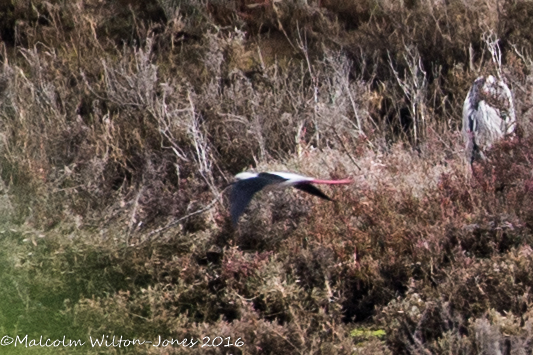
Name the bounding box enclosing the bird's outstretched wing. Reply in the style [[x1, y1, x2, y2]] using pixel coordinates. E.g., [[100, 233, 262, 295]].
[[293, 183, 332, 200], [230, 177, 280, 225]]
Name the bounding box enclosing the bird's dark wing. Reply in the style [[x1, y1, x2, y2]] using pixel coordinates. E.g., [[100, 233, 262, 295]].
[[293, 183, 332, 201], [230, 177, 278, 225]]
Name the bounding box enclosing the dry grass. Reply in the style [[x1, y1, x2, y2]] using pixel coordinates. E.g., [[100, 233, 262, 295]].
[[1, 0, 533, 354]]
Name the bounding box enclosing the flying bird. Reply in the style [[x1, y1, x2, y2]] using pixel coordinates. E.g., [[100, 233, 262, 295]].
[[230, 172, 352, 225], [462, 75, 516, 164]]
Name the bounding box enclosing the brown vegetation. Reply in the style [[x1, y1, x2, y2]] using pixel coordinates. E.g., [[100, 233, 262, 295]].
[[1, 0, 533, 354]]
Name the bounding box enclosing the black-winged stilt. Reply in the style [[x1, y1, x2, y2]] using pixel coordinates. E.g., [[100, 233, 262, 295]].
[[230, 171, 352, 225]]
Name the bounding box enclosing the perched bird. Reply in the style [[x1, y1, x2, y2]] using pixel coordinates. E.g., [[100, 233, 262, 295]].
[[230, 172, 352, 225], [462, 75, 516, 164]]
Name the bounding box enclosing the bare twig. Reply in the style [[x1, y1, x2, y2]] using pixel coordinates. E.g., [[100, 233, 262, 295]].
[[483, 32, 503, 79], [388, 46, 428, 144], [325, 51, 365, 134], [143, 185, 230, 241], [333, 128, 362, 170], [296, 26, 320, 147], [126, 186, 144, 244], [271, 329, 303, 355], [187, 90, 219, 197]]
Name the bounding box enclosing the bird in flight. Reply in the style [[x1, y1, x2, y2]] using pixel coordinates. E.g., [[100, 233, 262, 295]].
[[230, 171, 352, 225], [462, 75, 516, 164]]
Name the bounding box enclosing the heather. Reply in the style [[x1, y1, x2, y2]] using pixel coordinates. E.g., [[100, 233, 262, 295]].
[[1, 0, 533, 354]]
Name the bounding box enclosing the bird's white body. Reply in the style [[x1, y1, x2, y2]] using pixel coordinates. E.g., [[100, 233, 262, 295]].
[[462, 75, 516, 163]]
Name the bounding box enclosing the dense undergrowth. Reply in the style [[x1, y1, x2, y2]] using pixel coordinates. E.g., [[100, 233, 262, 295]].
[[1, 0, 533, 354]]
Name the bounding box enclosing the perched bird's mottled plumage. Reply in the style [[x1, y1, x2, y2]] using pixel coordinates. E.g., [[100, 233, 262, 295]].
[[462, 75, 516, 163]]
